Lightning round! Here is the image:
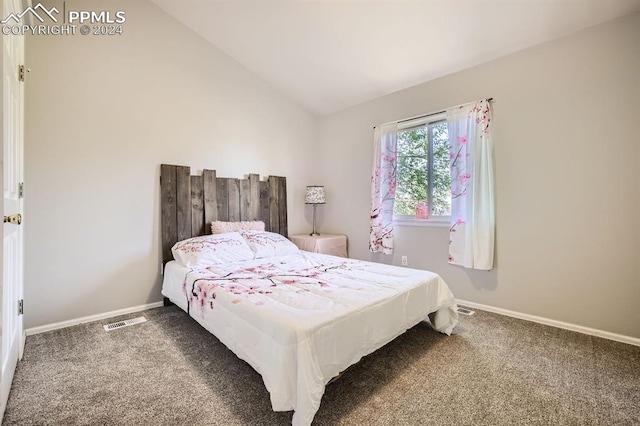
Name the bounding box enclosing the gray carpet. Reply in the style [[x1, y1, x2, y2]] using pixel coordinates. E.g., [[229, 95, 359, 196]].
[[4, 306, 639, 425]]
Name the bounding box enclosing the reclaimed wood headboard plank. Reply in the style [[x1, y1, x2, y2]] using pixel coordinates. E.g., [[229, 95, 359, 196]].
[[268, 176, 280, 234], [160, 164, 178, 265], [176, 166, 192, 243], [203, 169, 217, 233], [228, 178, 241, 222], [239, 179, 251, 221], [249, 174, 260, 220], [278, 176, 288, 238], [190, 175, 204, 237], [259, 181, 270, 231], [216, 178, 229, 222]]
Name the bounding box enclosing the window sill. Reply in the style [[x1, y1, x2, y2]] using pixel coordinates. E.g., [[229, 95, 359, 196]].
[[393, 217, 450, 228]]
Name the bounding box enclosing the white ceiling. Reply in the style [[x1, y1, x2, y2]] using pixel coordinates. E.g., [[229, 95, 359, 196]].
[[150, 0, 640, 115]]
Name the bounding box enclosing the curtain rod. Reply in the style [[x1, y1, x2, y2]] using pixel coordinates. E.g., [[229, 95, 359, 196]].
[[373, 97, 493, 129]]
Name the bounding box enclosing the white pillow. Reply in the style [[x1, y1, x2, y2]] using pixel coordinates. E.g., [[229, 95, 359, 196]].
[[171, 232, 255, 267], [211, 220, 265, 234], [240, 231, 299, 259]]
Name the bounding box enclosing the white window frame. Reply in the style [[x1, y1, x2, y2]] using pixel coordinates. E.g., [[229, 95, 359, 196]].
[[393, 113, 451, 228]]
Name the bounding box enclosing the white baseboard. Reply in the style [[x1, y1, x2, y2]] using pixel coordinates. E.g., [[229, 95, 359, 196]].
[[25, 302, 164, 336], [456, 299, 640, 347], [20, 331, 26, 360]]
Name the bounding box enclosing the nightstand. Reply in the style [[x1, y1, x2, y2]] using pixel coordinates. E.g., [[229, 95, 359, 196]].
[[289, 234, 348, 258]]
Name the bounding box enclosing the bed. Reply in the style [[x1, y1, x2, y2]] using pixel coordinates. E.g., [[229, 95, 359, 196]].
[[160, 164, 459, 426]]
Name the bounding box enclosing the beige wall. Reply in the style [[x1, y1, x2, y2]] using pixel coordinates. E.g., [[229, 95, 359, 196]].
[[24, 1, 317, 328], [317, 13, 640, 338]]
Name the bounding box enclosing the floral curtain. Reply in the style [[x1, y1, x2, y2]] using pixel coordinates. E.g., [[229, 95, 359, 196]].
[[446, 100, 495, 270], [369, 122, 398, 254]]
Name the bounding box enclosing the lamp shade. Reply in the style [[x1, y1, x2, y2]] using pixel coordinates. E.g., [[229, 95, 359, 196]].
[[305, 186, 326, 204]]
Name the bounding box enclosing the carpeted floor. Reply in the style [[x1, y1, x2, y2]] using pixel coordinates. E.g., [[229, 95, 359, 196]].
[[3, 306, 639, 425]]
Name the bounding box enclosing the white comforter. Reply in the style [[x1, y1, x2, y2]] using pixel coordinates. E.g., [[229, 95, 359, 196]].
[[162, 251, 458, 426]]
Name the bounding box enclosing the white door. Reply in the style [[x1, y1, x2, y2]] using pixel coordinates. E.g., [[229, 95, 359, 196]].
[[0, 0, 25, 418]]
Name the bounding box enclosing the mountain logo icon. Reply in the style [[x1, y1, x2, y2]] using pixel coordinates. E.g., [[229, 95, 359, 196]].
[[1, 3, 59, 24]]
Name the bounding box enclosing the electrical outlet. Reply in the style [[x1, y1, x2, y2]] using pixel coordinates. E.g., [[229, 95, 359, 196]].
[[401, 256, 408, 266]]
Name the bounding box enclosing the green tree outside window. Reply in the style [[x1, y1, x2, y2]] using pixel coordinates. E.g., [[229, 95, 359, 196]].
[[394, 121, 451, 217]]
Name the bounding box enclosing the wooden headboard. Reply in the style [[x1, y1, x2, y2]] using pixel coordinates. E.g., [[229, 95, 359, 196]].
[[160, 164, 287, 264]]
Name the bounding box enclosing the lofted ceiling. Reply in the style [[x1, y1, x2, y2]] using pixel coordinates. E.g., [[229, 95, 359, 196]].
[[150, 0, 640, 115]]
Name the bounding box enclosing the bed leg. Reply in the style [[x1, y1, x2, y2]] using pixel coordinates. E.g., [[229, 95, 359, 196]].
[[163, 297, 173, 307]]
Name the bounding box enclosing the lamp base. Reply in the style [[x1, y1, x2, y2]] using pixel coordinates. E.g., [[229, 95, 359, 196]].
[[310, 204, 321, 237]]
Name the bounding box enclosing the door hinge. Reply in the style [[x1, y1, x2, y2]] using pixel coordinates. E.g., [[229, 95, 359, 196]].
[[18, 182, 24, 198], [18, 299, 23, 315], [19, 65, 30, 82]]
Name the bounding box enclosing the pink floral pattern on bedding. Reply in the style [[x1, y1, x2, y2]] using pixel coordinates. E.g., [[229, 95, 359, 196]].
[[183, 256, 357, 313], [171, 232, 255, 267], [240, 231, 300, 258]]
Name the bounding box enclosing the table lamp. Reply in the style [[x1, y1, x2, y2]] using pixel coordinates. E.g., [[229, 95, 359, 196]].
[[305, 186, 325, 236]]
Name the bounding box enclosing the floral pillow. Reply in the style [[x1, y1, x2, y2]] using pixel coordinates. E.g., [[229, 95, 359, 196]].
[[171, 232, 255, 267], [240, 231, 299, 259], [211, 220, 265, 234]]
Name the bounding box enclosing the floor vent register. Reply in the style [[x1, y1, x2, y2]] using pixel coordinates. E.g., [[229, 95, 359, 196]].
[[456, 307, 475, 316], [103, 316, 147, 331]]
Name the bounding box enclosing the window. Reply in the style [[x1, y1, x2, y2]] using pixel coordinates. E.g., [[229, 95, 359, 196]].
[[394, 115, 451, 224]]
